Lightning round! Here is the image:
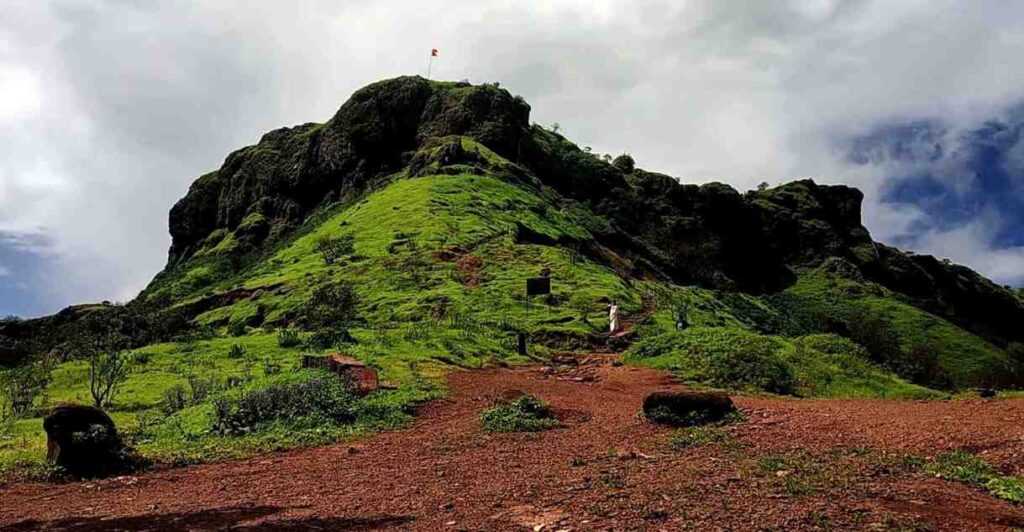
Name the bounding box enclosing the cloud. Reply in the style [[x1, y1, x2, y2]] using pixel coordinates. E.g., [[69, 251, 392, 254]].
[[2, 0, 1024, 316]]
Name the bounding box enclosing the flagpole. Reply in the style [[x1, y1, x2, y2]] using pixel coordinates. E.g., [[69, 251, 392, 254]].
[[427, 54, 433, 79]]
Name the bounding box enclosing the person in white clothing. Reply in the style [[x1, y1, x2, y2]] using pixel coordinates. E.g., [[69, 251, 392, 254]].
[[609, 301, 620, 333]]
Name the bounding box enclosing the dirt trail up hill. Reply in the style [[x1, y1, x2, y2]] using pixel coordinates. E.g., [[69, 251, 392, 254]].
[[2, 356, 1024, 531]]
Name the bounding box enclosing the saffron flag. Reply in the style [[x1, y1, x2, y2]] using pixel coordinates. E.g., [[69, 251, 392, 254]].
[[431, 48, 439, 57]]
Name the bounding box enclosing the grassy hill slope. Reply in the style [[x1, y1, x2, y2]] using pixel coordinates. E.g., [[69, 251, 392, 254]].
[[3, 78, 1024, 476]]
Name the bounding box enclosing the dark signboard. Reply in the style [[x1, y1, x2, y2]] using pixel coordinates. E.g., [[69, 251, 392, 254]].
[[526, 277, 551, 296]]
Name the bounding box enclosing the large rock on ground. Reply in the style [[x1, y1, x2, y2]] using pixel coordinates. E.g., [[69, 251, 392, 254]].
[[43, 404, 135, 477], [643, 390, 737, 427]]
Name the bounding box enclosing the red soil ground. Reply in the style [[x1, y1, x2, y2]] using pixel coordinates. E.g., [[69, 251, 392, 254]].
[[2, 356, 1023, 531]]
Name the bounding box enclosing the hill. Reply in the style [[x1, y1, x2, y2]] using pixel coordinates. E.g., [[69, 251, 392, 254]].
[[2, 76, 1023, 472]]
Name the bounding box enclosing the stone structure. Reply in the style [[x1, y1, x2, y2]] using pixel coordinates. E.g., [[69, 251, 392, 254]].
[[302, 353, 379, 395]]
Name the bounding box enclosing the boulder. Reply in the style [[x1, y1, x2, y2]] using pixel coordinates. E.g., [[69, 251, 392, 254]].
[[302, 353, 379, 395], [43, 405, 135, 477], [642, 390, 737, 427]]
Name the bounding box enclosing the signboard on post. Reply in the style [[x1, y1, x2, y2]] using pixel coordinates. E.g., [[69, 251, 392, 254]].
[[526, 277, 551, 297]]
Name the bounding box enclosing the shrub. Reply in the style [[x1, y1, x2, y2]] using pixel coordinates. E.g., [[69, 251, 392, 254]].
[[316, 233, 355, 265], [88, 349, 130, 409], [302, 281, 359, 330], [625, 328, 797, 395], [212, 376, 354, 436], [160, 384, 187, 415], [304, 328, 354, 350], [842, 307, 902, 368], [277, 329, 301, 348], [0, 359, 53, 427], [262, 360, 283, 376], [227, 320, 248, 337], [480, 394, 559, 433], [187, 376, 215, 405], [228, 343, 246, 359], [612, 154, 635, 173]]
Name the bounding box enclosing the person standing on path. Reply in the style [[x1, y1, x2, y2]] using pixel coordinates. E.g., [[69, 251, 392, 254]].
[[609, 301, 620, 333]]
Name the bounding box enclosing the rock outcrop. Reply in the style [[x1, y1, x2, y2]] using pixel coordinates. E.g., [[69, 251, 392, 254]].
[[643, 390, 737, 426], [43, 404, 137, 477]]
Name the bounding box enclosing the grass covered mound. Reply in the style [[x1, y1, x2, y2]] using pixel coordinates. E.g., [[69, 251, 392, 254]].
[[624, 327, 944, 399], [480, 393, 559, 433]]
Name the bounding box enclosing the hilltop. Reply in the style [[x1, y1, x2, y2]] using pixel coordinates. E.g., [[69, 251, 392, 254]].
[[1, 76, 1024, 474]]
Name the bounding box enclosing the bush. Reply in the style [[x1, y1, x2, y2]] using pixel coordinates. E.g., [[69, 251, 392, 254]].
[[1, 359, 53, 426], [302, 281, 359, 330], [160, 384, 188, 415], [480, 393, 559, 433], [212, 376, 354, 436], [625, 328, 797, 395], [228, 343, 246, 359], [841, 307, 901, 365], [227, 320, 247, 337], [262, 360, 283, 376], [304, 328, 354, 350], [187, 376, 215, 405], [88, 349, 130, 409], [277, 329, 301, 348], [316, 233, 355, 265], [612, 154, 635, 173]]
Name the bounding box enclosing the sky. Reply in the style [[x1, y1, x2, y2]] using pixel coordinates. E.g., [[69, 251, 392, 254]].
[[2, 0, 1024, 317]]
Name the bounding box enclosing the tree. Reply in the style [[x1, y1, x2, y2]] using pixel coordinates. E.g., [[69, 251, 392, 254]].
[[1, 358, 53, 431], [612, 154, 635, 173], [88, 349, 130, 409], [550, 123, 561, 134], [757, 181, 770, 191]]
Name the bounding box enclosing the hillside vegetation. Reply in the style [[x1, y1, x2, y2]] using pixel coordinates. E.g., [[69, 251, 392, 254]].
[[2, 76, 1023, 475]]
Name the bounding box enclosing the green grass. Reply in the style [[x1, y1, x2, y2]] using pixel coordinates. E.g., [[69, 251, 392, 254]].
[[927, 450, 1024, 504], [3, 135, 1010, 479], [480, 394, 559, 433], [780, 266, 1012, 389], [0, 334, 445, 477], [623, 327, 943, 398], [665, 425, 740, 451], [1, 149, 636, 476]]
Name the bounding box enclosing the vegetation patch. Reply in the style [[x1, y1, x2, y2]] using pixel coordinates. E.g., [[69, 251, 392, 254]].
[[665, 424, 740, 452], [749, 448, 924, 497], [212, 373, 354, 436], [480, 393, 559, 433], [927, 450, 1024, 504], [625, 326, 943, 399]]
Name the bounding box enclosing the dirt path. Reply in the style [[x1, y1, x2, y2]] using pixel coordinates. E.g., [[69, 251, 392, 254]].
[[2, 358, 1024, 531]]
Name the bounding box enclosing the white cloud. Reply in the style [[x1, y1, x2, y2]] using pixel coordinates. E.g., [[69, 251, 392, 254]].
[[1, 0, 1024, 315], [915, 218, 1024, 286], [0, 67, 41, 122]]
